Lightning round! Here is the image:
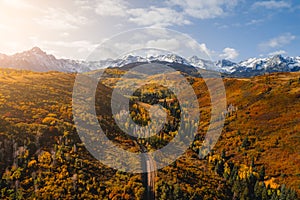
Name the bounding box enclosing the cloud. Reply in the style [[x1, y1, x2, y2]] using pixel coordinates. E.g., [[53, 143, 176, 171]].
[[60, 32, 70, 38], [146, 38, 181, 50], [35, 8, 88, 30], [41, 40, 98, 59], [198, 43, 214, 57], [91, 28, 216, 60], [128, 7, 190, 27], [95, 0, 128, 17], [104, 39, 181, 57], [43, 40, 97, 51], [0, 0, 35, 9], [92, 0, 239, 27], [252, 1, 291, 9], [220, 48, 239, 60], [184, 40, 216, 58], [268, 50, 287, 56], [167, 0, 238, 19], [74, 0, 93, 10], [246, 19, 264, 26], [0, 24, 9, 31], [259, 33, 296, 50]]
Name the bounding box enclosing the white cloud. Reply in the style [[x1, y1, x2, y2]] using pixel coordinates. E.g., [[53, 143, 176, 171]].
[[43, 40, 97, 50], [0, 0, 35, 9], [246, 19, 264, 26], [92, 28, 216, 59], [252, 1, 291, 9], [104, 39, 181, 57], [259, 33, 296, 50], [74, 0, 93, 10], [41, 40, 98, 59], [146, 38, 180, 50], [95, 0, 127, 17], [128, 7, 190, 27], [220, 47, 239, 60], [198, 43, 214, 57], [0, 24, 8, 31], [92, 0, 239, 27], [60, 32, 70, 38], [268, 50, 287, 56], [35, 8, 88, 30], [167, 0, 238, 19]]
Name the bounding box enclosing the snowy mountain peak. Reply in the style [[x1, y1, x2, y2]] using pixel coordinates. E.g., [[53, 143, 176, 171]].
[[0, 47, 299, 76], [29, 47, 45, 55], [271, 54, 284, 60], [158, 54, 190, 65], [216, 59, 236, 67], [121, 54, 145, 63]]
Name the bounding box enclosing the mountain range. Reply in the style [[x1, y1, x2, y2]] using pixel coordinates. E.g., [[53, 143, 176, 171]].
[[0, 47, 299, 77]]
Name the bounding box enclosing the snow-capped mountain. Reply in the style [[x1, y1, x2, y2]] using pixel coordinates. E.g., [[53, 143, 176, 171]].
[[228, 55, 300, 76], [189, 56, 215, 71], [0, 47, 300, 76], [189, 55, 300, 76], [0, 48, 190, 72], [0, 47, 84, 72], [150, 54, 190, 65]]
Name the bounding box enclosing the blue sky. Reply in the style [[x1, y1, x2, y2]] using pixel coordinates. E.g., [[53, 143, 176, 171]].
[[0, 0, 299, 61]]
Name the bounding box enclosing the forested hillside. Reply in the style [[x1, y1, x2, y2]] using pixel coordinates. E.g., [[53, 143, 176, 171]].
[[0, 68, 299, 199]]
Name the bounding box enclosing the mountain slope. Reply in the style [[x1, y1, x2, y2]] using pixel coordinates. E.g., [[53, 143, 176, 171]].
[[0, 47, 108, 72], [0, 68, 298, 199], [0, 47, 300, 76]]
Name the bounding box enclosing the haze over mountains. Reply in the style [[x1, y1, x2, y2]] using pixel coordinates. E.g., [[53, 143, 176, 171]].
[[0, 47, 300, 77]]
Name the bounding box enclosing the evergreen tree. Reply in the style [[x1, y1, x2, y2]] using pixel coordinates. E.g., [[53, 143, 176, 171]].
[[271, 192, 278, 200], [261, 184, 268, 200], [173, 184, 183, 200], [241, 186, 250, 200], [232, 177, 242, 199], [251, 156, 255, 168], [279, 184, 286, 200], [259, 166, 265, 181], [254, 181, 262, 200], [221, 149, 226, 160], [242, 136, 250, 149], [215, 160, 224, 176]]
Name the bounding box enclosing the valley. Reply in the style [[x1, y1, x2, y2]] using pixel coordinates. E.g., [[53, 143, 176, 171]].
[[0, 67, 299, 199]]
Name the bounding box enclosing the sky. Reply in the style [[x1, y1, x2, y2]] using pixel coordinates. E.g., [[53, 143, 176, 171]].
[[0, 0, 299, 61]]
